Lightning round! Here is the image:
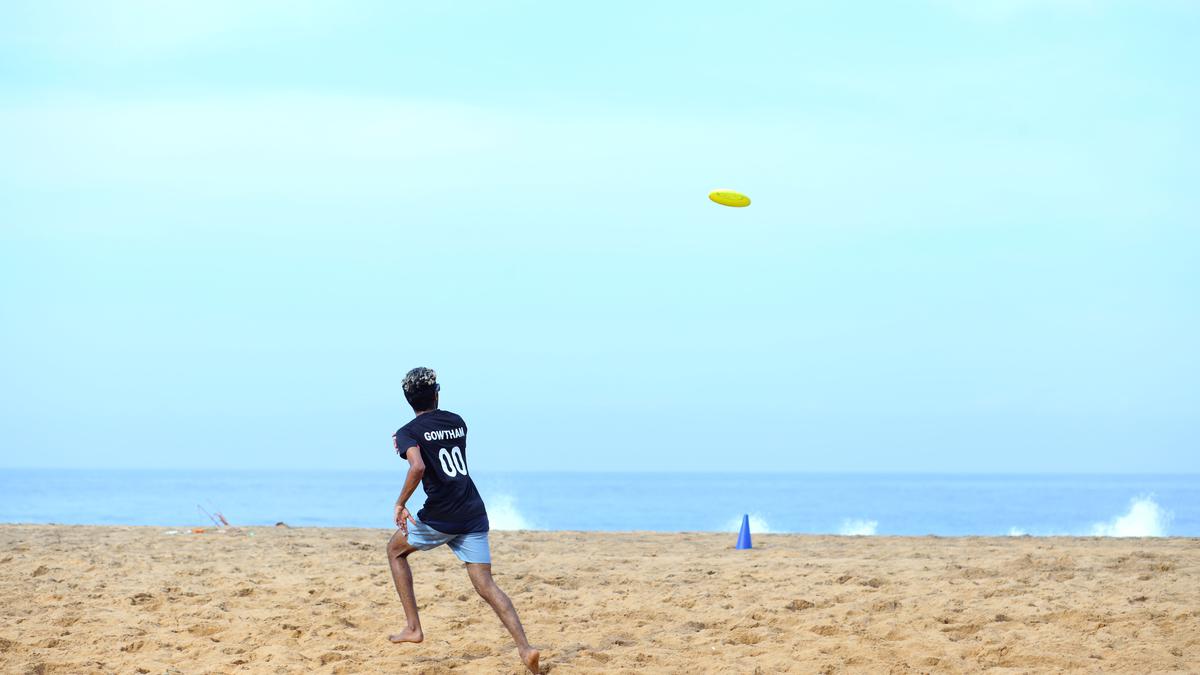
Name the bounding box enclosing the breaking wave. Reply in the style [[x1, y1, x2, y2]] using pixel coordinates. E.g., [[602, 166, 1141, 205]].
[[724, 513, 771, 534], [1090, 496, 1171, 537], [838, 518, 878, 536], [487, 493, 534, 530], [1006, 496, 1172, 537]]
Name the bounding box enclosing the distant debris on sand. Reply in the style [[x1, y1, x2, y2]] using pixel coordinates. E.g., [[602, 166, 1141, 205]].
[[275, 522, 290, 528], [198, 504, 231, 529]]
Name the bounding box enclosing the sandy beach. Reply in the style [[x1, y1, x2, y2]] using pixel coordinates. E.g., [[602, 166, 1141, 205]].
[[1, 525, 1197, 673]]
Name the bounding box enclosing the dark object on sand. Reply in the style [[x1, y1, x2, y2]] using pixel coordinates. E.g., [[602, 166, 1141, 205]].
[[275, 522, 290, 528]]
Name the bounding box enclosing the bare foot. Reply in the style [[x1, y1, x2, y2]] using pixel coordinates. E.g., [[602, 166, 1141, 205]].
[[519, 646, 540, 674], [387, 627, 424, 644]]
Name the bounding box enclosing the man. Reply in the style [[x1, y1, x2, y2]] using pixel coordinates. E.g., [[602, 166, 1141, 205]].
[[386, 367, 539, 674]]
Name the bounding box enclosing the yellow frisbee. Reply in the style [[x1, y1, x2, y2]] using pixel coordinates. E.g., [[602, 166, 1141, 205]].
[[709, 189, 751, 207]]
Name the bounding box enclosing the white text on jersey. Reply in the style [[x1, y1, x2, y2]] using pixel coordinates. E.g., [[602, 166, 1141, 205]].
[[423, 427, 465, 442]]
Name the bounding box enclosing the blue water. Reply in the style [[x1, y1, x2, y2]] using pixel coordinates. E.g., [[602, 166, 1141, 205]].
[[1, 470, 1197, 536]]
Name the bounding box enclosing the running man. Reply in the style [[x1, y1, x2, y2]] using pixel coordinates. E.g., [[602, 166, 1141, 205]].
[[386, 367, 540, 674]]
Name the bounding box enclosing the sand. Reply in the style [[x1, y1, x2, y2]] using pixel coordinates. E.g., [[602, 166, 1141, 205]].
[[1, 526, 1197, 674]]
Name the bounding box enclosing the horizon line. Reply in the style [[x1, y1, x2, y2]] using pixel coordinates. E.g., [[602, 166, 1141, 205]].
[[2, 467, 1197, 476]]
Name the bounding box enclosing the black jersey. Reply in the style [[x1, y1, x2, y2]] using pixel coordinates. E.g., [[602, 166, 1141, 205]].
[[393, 410, 489, 534]]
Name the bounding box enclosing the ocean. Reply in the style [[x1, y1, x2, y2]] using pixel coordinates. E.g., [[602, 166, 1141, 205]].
[[1, 470, 1196, 537]]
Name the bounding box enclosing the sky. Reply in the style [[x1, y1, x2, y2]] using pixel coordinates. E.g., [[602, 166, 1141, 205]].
[[0, 1, 1197, 472]]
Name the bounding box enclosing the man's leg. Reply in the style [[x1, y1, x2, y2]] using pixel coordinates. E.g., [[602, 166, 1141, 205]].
[[386, 528, 423, 643], [466, 562, 539, 674]]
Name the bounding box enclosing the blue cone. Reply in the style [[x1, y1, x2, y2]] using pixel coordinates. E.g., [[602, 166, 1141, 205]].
[[736, 514, 753, 550]]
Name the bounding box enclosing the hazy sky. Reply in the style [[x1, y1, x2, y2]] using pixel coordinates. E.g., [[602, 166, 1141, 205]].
[[1, 1, 1197, 472]]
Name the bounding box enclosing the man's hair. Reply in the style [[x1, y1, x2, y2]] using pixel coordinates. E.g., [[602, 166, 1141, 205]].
[[402, 367, 439, 411]]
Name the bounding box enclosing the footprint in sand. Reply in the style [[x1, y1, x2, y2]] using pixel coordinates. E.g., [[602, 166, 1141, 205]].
[[187, 623, 223, 637]]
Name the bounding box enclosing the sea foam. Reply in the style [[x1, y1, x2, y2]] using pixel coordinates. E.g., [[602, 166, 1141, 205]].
[[1090, 496, 1171, 537], [724, 513, 771, 534], [838, 518, 878, 536], [1007, 495, 1173, 537], [486, 493, 534, 530]]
